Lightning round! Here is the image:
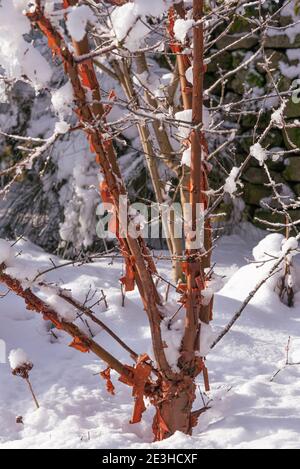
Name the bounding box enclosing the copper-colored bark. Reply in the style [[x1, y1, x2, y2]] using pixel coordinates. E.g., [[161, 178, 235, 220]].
[[169, 1, 213, 324], [13, 0, 213, 441], [28, 1, 172, 380], [0, 268, 132, 379]]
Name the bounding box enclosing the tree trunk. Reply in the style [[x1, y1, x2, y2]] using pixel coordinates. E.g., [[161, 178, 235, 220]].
[[152, 377, 196, 440], [26, 0, 211, 441], [111, 58, 181, 282]]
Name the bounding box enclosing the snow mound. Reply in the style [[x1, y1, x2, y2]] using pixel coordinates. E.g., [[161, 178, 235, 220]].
[[253, 234, 299, 262], [282, 237, 299, 256], [0, 235, 300, 448], [252, 233, 284, 262]]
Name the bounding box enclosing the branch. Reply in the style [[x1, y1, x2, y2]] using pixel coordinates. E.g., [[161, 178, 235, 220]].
[[0, 267, 132, 379], [57, 289, 139, 361]]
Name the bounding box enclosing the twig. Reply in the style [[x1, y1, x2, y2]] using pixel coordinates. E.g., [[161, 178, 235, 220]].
[[25, 378, 40, 410]]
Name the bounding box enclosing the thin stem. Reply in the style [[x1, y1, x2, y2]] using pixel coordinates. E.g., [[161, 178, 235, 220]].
[[25, 378, 40, 410]]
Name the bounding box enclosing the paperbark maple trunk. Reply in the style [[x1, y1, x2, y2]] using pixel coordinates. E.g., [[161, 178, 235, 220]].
[[30, 1, 171, 379], [172, 0, 213, 324], [153, 378, 196, 440], [110, 57, 181, 281], [25, 0, 210, 440], [154, 1, 208, 440]]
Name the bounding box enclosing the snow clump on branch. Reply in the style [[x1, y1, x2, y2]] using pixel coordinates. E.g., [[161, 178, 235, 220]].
[[250, 143, 268, 166], [282, 237, 299, 258], [111, 0, 173, 51], [51, 81, 74, 119], [174, 18, 195, 43], [0, 1, 52, 89], [9, 348, 31, 371], [66, 5, 94, 42], [224, 167, 241, 196]]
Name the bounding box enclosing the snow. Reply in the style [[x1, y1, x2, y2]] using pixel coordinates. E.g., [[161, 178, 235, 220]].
[[111, 4, 149, 52], [253, 234, 299, 262], [199, 322, 215, 358], [175, 109, 193, 138], [51, 82, 74, 119], [111, 0, 173, 51], [185, 66, 193, 85], [271, 101, 286, 127], [279, 1, 300, 44], [54, 121, 70, 135], [13, 0, 36, 12], [160, 318, 184, 373], [0, 231, 300, 448], [0, 1, 52, 89], [134, 69, 171, 100], [253, 233, 283, 262], [175, 107, 210, 139], [56, 134, 100, 249], [0, 239, 14, 265], [250, 143, 268, 166], [181, 147, 191, 167], [66, 5, 94, 42], [134, 0, 171, 17], [0, 81, 8, 103], [279, 58, 300, 80], [201, 273, 224, 306], [44, 0, 54, 16], [43, 292, 77, 324], [282, 237, 299, 256], [174, 19, 195, 43], [110, 0, 194, 51], [267, 0, 300, 44], [224, 167, 240, 196], [9, 349, 31, 370], [4, 261, 41, 289]]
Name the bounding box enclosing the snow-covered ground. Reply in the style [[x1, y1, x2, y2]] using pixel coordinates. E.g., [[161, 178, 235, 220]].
[[0, 227, 300, 449]]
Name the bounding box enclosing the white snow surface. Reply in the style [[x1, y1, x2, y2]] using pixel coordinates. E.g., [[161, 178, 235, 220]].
[[282, 237, 299, 256], [0, 231, 300, 449]]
